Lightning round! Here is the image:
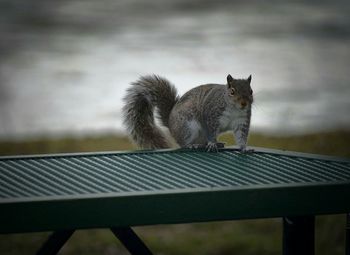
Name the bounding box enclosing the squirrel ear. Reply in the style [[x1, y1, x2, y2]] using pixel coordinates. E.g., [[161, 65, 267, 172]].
[[247, 75, 252, 83], [227, 74, 234, 86]]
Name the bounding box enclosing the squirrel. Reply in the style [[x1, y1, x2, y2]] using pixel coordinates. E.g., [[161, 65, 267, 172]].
[[123, 74, 253, 152]]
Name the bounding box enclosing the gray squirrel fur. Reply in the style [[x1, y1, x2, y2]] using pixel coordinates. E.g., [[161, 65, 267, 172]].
[[123, 74, 253, 151]]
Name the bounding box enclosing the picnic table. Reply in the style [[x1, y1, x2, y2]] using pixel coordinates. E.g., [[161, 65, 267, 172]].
[[1, 147, 349, 255]]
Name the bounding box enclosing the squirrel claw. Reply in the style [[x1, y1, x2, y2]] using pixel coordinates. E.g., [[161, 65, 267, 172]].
[[239, 146, 254, 153], [185, 143, 224, 152], [206, 142, 219, 153]]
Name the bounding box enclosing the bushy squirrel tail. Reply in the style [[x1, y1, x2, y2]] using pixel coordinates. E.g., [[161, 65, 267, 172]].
[[122, 75, 179, 149]]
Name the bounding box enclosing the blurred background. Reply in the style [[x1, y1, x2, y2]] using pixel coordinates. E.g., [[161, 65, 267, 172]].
[[1, 0, 350, 138], [0, 0, 349, 254]]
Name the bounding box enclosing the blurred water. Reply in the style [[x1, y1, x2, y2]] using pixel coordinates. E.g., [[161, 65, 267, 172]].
[[0, 0, 350, 139]]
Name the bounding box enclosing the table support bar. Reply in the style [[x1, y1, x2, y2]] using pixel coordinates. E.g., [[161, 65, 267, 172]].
[[111, 227, 153, 255]]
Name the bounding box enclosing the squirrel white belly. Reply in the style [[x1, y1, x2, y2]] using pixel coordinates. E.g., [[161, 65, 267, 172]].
[[123, 74, 253, 151]]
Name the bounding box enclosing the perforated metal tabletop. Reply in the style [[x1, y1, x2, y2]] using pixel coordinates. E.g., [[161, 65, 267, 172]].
[[0, 147, 350, 234]]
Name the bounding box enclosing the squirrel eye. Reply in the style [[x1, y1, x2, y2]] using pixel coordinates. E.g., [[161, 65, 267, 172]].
[[230, 88, 235, 96], [249, 89, 253, 95]]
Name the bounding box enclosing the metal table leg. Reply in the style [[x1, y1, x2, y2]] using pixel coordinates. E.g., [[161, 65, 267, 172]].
[[346, 213, 350, 255], [283, 216, 315, 255]]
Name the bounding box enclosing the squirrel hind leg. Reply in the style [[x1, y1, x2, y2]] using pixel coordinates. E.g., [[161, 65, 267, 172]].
[[185, 143, 207, 149], [170, 119, 207, 148]]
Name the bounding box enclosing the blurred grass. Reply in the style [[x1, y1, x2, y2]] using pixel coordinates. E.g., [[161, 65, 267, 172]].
[[0, 130, 349, 255], [0, 135, 134, 156]]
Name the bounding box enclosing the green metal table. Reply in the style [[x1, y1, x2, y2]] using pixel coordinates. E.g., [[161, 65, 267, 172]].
[[0, 147, 350, 255]]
